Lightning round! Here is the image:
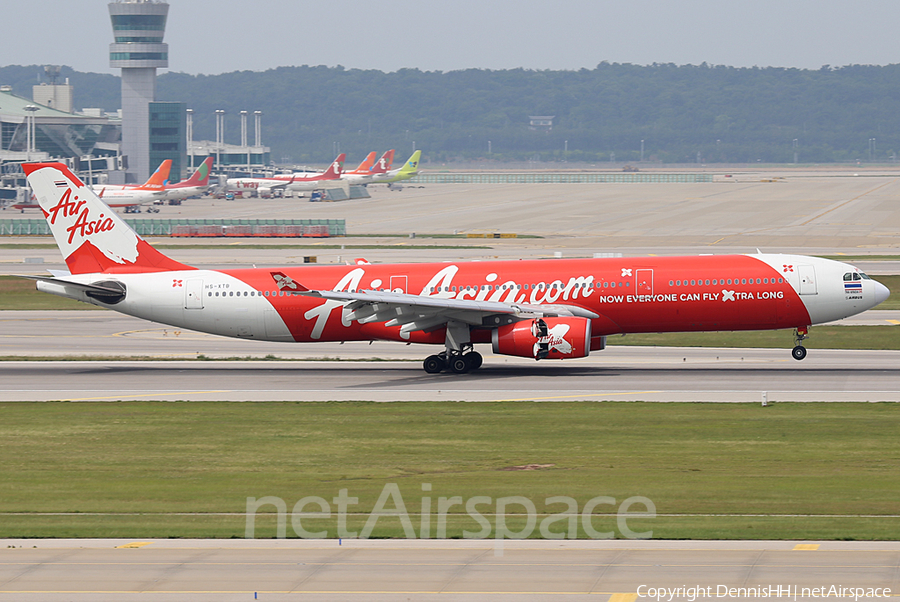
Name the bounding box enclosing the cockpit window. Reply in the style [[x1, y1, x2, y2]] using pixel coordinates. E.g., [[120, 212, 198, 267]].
[[860, 272, 872, 280], [853, 273, 861, 281], [843, 273, 853, 281]]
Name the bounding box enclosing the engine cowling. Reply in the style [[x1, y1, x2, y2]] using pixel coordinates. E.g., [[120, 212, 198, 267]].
[[491, 317, 592, 360]]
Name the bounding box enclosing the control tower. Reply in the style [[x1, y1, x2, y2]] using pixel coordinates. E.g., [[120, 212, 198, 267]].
[[108, 0, 169, 183]]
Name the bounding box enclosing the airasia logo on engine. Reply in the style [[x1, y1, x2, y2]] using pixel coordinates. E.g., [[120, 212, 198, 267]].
[[533, 322, 573, 355], [493, 317, 591, 360], [48, 188, 115, 244]]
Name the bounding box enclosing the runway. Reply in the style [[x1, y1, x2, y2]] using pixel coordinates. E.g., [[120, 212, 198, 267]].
[[1, 310, 898, 402], [1, 539, 898, 602]]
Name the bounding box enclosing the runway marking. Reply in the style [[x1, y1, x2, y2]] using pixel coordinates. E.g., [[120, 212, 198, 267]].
[[799, 180, 896, 226], [115, 542, 154, 549], [60, 390, 231, 401], [493, 391, 661, 402], [793, 543, 820, 550], [609, 595, 638, 602], [708, 237, 727, 245], [887, 320, 900, 325]]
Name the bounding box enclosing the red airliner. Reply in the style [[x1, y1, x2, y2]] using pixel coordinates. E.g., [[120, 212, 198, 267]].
[[23, 162, 890, 374]]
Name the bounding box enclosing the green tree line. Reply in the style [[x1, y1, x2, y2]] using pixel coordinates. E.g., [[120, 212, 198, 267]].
[[3, 62, 899, 164]]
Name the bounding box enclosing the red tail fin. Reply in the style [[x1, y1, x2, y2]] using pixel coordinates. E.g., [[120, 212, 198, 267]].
[[182, 157, 213, 186], [320, 154, 345, 180], [371, 150, 395, 174], [24, 162, 194, 274]]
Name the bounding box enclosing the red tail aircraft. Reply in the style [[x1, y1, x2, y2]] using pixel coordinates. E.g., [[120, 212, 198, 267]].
[[23, 162, 890, 374]]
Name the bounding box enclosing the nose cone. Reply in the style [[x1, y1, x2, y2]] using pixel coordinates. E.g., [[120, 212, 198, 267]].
[[874, 280, 890, 307]]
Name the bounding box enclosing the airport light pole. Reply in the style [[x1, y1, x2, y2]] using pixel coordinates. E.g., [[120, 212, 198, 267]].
[[240, 110, 249, 173], [186, 108, 193, 171], [24, 105, 38, 162], [793, 139, 798, 164], [215, 109, 225, 171]]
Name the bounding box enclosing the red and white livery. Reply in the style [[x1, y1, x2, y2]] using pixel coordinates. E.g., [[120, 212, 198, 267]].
[[23, 162, 891, 373]]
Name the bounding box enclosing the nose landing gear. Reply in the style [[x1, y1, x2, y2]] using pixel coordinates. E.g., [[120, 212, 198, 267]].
[[792, 326, 809, 361]]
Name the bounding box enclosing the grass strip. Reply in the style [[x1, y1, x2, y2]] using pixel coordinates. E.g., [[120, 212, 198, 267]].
[[0, 401, 898, 539]]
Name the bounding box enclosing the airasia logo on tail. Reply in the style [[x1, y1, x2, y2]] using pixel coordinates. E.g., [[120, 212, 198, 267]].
[[48, 188, 115, 245]]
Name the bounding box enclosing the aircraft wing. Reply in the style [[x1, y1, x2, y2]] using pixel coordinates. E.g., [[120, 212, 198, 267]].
[[296, 288, 598, 334]]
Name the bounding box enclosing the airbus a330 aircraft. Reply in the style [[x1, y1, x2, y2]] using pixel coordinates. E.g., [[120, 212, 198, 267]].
[[23, 162, 890, 374]]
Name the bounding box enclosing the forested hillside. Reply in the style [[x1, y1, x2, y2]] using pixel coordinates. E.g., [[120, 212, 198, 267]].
[[3, 63, 899, 164]]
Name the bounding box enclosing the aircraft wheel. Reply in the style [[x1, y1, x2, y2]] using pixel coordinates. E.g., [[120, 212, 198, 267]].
[[464, 351, 483, 371], [448, 355, 470, 374], [423, 355, 445, 374], [791, 345, 808, 361]]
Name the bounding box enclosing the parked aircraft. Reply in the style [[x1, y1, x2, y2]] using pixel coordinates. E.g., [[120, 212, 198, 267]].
[[226, 154, 345, 196], [164, 157, 214, 201], [12, 160, 170, 210], [342, 150, 395, 185], [370, 150, 420, 185], [22, 162, 891, 374], [347, 152, 377, 175], [91, 159, 170, 194]]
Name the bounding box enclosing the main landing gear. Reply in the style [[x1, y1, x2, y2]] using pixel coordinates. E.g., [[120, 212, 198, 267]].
[[792, 326, 809, 361], [422, 319, 483, 374], [423, 349, 483, 374]]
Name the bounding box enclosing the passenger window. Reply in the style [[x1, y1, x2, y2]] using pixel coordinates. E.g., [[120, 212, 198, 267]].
[[691, 280, 696, 286], [741, 279, 746, 285], [669, 280, 674, 286], [705, 279, 710, 286]]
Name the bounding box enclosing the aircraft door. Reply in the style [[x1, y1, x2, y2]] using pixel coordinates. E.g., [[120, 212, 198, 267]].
[[636, 269, 653, 295], [185, 279, 204, 309], [390, 275, 408, 294], [798, 265, 817, 295]]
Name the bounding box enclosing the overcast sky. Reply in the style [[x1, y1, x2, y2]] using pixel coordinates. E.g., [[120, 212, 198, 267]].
[[6, 0, 900, 75]]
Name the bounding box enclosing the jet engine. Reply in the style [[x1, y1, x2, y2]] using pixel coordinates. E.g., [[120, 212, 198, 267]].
[[491, 317, 592, 360]]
